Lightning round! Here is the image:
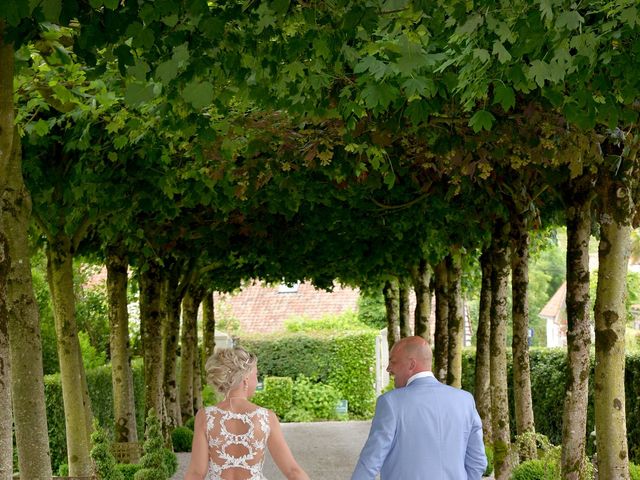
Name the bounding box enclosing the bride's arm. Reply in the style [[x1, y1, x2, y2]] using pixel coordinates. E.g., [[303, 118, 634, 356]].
[[267, 410, 310, 480], [184, 408, 209, 480]]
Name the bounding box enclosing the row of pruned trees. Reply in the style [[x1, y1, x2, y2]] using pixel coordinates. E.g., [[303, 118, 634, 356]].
[[2, 1, 640, 480]]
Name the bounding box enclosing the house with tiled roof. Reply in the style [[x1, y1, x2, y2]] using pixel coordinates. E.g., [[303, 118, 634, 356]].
[[214, 281, 360, 334]]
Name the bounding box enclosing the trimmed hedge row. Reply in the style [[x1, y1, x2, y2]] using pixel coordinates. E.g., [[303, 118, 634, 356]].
[[241, 331, 378, 418], [460, 348, 640, 463]]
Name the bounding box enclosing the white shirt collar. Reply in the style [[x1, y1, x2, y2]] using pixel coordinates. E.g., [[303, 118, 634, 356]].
[[406, 370, 435, 386]]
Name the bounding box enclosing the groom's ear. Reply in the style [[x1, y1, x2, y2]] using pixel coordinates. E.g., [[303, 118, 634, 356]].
[[409, 358, 416, 371]]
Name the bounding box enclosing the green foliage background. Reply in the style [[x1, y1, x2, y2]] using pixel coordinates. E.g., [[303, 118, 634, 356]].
[[242, 331, 378, 418], [461, 349, 640, 463]]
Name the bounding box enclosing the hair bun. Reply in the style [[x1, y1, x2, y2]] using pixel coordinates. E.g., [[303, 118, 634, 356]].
[[205, 347, 257, 395]]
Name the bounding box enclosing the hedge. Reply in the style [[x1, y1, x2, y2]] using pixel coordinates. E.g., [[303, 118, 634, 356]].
[[241, 331, 377, 418], [45, 360, 146, 472], [460, 348, 640, 463]]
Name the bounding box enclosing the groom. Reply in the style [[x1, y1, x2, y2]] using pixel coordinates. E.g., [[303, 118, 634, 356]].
[[351, 336, 487, 480]]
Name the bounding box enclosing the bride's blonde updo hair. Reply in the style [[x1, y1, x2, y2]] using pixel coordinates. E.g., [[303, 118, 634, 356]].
[[205, 347, 257, 395]]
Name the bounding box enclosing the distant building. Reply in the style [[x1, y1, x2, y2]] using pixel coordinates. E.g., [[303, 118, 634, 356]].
[[214, 281, 360, 334], [540, 281, 568, 348]]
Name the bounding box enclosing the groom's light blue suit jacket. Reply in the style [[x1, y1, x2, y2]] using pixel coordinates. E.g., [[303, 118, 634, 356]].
[[351, 376, 487, 480]]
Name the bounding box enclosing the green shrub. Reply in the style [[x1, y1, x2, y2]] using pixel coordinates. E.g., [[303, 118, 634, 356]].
[[242, 331, 376, 418], [163, 448, 178, 477], [184, 416, 195, 431], [284, 311, 369, 332], [171, 426, 193, 453], [116, 463, 142, 480], [484, 443, 494, 477], [282, 406, 315, 423], [90, 419, 124, 480], [202, 384, 221, 406], [253, 376, 293, 418], [511, 459, 556, 480], [290, 375, 342, 421], [134, 409, 168, 480]]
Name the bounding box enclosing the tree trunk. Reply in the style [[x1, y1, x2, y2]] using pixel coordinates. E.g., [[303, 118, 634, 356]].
[[447, 252, 464, 388], [510, 215, 536, 460], [0, 226, 12, 479], [433, 260, 449, 383], [0, 25, 13, 475], [398, 278, 411, 338], [594, 174, 634, 479], [46, 238, 93, 476], [193, 343, 203, 412], [179, 286, 202, 423], [474, 248, 493, 445], [162, 271, 183, 429], [139, 263, 164, 420], [1, 26, 52, 479], [107, 247, 137, 443], [383, 279, 400, 350], [202, 291, 215, 361], [411, 259, 431, 343], [490, 226, 512, 480], [561, 182, 593, 480]]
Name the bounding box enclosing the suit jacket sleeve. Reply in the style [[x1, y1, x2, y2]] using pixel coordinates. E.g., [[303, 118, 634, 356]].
[[351, 394, 396, 480], [465, 399, 488, 480]]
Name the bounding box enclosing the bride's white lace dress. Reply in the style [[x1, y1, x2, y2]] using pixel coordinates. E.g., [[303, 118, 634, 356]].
[[204, 405, 271, 480]]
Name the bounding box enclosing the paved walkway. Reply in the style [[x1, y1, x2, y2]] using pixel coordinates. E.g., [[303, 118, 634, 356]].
[[173, 420, 493, 479]]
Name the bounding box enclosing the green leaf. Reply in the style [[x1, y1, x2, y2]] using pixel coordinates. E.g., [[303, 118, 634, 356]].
[[156, 59, 179, 83], [31, 119, 52, 136], [492, 41, 512, 64], [539, 0, 554, 23], [270, 0, 290, 15], [172, 44, 190, 67], [454, 14, 483, 36], [128, 60, 150, 81], [256, 4, 276, 34], [354, 56, 389, 81], [182, 81, 214, 109], [556, 10, 584, 30], [528, 60, 550, 87], [361, 83, 397, 110], [493, 84, 515, 111], [42, 0, 62, 21], [620, 7, 638, 28], [468, 110, 495, 132], [473, 48, 491, 63], [103, 0, 119, 9], [162, 14, 179, 27], [199, 17, 225, 40], [402, 78, 436, 98], [124, 82, 156, 106], [132, 27, 155, 49]]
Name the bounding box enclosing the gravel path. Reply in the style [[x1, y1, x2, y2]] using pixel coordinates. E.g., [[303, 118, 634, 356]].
[[172, 420, 494, 479]]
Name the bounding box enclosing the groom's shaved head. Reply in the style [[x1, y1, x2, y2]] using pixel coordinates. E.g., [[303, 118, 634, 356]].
[[394, 336, 433, 371]]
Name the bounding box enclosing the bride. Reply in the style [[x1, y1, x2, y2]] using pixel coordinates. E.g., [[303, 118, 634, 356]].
[[184, 347, 310, 480]]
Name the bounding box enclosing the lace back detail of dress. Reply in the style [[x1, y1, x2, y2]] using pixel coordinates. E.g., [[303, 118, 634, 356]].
[[204, 405, 271, 480]]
